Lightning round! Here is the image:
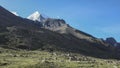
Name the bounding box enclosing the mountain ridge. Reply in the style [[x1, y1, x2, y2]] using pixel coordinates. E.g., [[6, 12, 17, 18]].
[[0, 5, 119, 59]]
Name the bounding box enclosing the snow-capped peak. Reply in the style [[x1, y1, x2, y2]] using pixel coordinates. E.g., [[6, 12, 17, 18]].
[[27, 11, 47, 22], [11, 11, 19, 16]]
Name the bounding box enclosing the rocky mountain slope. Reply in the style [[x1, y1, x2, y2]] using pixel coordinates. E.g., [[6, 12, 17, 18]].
[[105, 37, 120, 46], [0, 5, 119, 59]]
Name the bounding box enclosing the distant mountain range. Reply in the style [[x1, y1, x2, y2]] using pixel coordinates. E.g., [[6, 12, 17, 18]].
[[0, 5, 119, 59]]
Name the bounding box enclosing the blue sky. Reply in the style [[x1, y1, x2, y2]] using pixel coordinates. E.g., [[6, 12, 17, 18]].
[[0, 0, 120, 42]]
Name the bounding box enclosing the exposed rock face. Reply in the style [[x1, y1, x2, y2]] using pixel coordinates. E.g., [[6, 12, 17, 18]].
[[43, 18, 67, 31], [105, 37, 120, 54], [105, 37, 120, 47], [106, 37, 117, 46], [27, 12, 68, 33], [116, 43, 120, 52]]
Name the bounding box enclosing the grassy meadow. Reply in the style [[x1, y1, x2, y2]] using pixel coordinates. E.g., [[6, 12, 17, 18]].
[[0, 47, 120, 68]]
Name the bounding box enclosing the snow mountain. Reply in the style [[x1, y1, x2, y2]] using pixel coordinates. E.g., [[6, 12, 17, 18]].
[[11, 11, 19, 16], [27, 11, 68, 32], [27, 11, 47, 22], [0, 5, 120, 59]]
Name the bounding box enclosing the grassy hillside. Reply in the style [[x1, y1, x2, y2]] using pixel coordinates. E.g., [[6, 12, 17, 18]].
[[0, 47, 120, 68], [0, 26, 118, 59]]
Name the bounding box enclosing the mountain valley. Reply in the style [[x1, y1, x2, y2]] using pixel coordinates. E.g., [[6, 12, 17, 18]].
[[0, 5, 120, 68]]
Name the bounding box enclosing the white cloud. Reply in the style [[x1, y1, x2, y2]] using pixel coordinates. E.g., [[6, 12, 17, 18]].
[[11, 11, 19, 16]]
